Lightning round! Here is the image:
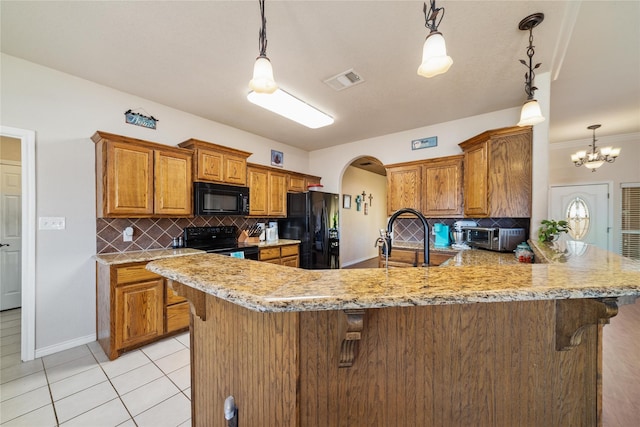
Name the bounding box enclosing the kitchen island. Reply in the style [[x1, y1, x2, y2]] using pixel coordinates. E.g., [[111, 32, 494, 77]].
[[147, 241, 640, 426]]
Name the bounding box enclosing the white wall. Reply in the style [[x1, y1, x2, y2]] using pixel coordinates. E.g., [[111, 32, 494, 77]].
[[549, 132, 640, 253], [340, 166, 387, 266], [0, 53, 309, 355]]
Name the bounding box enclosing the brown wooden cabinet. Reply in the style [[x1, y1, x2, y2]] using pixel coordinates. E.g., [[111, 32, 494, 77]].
[[422, 155, 463, 217], [97, 260, 189, 360], [385, 155, 463, 217], [459, 126, 532, 218], [287, 172, 322, 193], [92, 131, 192, 218], [247, 164, 287, 217], [259, 244, 299, 267], [178, 138, 252, 186], [385, 163, 422, 215]]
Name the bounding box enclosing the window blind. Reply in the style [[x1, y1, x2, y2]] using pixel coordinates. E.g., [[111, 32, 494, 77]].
[[621, 183, 640, 260]]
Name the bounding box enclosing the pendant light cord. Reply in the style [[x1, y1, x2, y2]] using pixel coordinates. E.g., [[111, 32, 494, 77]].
[[423, 0, 445, 33], [258, 0, 268, 57]]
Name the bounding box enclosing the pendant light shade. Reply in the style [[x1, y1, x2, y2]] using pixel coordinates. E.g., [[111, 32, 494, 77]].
[[249, 56, 277, 94], [248, 0, 277, 94], [417, 32, 453, 78], [417, 1, 452, 79], [517, 99, 545, 126], [517, 13, 545, 127]]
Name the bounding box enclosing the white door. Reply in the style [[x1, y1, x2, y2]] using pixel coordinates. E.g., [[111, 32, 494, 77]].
[[549, 184, 609, 250], [1, 163, 22, 310]]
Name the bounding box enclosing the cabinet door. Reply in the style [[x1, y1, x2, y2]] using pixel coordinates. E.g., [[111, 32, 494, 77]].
[[463, 142, 489, 217], [281, 256, 299, 267], [154, 150, 192, 216], [488, 133, 532, 217], [386, 165, 421, 215], [248, 167, 269, 216], [287, 174, 307, 192], [115, 279, 164, 350], [224, 155, 247, 185], [197, 149, 224, 182], [422, 156, 463, 217], [105, 141, 154, 216], [268, 171, 287, 216]]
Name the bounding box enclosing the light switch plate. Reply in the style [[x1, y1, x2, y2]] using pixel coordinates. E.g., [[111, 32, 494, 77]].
[[39, 217, 66, 230]]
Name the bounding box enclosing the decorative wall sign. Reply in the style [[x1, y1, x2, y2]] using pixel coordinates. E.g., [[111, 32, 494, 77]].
[[271, 150, 284, 167], [124, 109, 158, 129], [411, 136, 437, 150]]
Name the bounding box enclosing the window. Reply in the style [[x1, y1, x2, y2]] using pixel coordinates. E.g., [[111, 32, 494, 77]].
[[566, 197, 590, 240], [621, 183, 640, 260]]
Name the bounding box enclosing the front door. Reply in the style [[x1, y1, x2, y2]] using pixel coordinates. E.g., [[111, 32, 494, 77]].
[[549, 184, 609, 250], [1, 163, 22, 310]]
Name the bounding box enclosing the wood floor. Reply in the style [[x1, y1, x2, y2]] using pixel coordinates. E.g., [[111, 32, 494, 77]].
[[343, 258, 640, 426]]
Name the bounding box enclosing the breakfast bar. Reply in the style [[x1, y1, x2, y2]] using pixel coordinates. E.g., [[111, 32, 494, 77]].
[[147, 241, 640, 426]]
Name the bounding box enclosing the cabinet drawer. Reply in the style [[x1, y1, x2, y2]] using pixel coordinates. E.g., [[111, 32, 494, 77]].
[[166, 286, 186, 305], [116, 264, 159, 285], [259, 247, 281, 261], [280, 245, 299, 257], [166, 302, 190, 333]]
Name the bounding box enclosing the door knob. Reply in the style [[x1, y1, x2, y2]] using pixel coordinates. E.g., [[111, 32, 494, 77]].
[[0, 243, 9, 247]]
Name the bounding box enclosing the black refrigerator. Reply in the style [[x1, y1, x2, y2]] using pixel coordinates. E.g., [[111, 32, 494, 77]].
[[278, 191, 340, 269]]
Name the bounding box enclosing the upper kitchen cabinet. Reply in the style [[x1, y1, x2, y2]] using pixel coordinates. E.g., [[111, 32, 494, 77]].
[[287, 171, 322, 193], [459, 126, 532, 218], [385, 163, 422, 215], [247, 163, 287, 217], [422, 155, 463, 217], [92, 131, 193, 218], [178, 139, 252, 186], [385, 156, 463, 217]]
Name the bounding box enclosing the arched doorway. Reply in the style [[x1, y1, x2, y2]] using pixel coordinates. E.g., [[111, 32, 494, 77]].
[[340, 156, 387, 267]]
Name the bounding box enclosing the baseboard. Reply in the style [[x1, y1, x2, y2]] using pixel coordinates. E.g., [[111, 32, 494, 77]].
[[342, 255, 377, 267], [34, 333, 96, 359]]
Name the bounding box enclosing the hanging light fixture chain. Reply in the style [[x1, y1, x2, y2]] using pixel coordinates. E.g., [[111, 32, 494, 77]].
[[423, 0, 445, 33], [258, 0, 268, 57], [520, 27, 541, 100]]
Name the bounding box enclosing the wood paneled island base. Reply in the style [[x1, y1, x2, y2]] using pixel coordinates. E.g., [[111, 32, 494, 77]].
[[175, 281, 614, 427]]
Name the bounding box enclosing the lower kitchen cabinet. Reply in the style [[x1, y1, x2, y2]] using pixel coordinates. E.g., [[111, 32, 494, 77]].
[[97, 260, 189, 360], [259, 244, 300, 267]]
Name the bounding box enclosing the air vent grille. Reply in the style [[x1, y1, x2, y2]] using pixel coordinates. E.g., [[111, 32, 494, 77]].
[[323, 69, 365, 91]]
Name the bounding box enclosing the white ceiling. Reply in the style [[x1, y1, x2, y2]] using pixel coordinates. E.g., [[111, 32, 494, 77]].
[[1, 1, 638, 151]]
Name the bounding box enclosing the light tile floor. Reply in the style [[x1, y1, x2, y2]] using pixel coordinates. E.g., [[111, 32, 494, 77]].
[[0, 309, 191, 427]]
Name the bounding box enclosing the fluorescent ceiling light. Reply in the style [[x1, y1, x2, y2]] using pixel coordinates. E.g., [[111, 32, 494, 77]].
[[247, 89, 334, 129]]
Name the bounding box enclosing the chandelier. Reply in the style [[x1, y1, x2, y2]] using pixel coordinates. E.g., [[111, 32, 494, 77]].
[[571, 124, 621, 171]]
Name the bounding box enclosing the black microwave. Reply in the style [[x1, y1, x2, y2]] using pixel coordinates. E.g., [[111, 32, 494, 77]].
[[193, 182, 249, 216]]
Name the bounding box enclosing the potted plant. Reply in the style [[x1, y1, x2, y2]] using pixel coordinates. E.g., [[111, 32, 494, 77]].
[[538, 219, 571, 242]]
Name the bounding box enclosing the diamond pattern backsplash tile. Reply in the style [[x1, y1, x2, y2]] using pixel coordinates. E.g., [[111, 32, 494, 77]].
[[96, 216, 272, 254], [392, 218, 531, 243]]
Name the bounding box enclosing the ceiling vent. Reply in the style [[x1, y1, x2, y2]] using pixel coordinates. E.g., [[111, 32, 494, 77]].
[[323, 69, 364, 91]]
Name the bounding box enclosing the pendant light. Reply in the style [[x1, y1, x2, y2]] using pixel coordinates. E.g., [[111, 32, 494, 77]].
[[249, 0, 277, 94], [571, 124, 621, 171], [417, 0, 453, 78], [517, 13, 545, 126]]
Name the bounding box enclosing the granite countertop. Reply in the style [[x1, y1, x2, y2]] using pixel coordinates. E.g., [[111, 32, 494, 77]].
[[95, 248, 204, 265], [147, 240, 640, 313]]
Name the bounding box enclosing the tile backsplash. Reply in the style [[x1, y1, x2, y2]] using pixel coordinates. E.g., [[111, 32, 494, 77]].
[[393, 218, 531, 243], [96, 216, 270, 254]]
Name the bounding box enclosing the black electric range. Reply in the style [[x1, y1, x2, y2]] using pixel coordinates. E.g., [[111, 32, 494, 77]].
[[183, 226, 259, 260]]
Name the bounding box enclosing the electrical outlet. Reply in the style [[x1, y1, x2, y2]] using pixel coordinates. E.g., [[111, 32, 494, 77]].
[[39, 217, 66, 230]]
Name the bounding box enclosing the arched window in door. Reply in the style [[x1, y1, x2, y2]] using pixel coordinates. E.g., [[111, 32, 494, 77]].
[[566, 197, 590, 240]]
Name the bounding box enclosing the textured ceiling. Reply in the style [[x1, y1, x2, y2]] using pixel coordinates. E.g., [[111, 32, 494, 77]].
[[1, 1, 638, 151]]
